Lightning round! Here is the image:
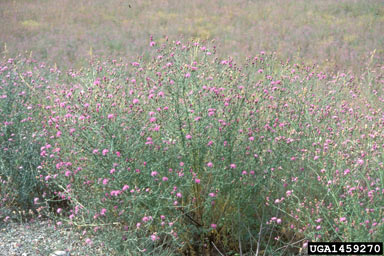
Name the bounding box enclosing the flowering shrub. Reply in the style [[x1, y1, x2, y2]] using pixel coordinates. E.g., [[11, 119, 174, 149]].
[[1, 39, 383, 254], [0, 58, 54, 220]]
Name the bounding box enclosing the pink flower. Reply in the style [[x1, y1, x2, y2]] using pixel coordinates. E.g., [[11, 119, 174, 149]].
[[179, 162, 184, 167], [85, 238, 93, 245], [100, 208, 107, 215], [146, 137, 153, 145], [111, 190, 121, 196], [116, 151, 121, 157], [107, 114, 114, 119], [34, 197, 39, 204], [149, 117, 156, 123], [122, 185, 130, 191], [162, 176, 169, 181], [186, 134, 192, 139], [230, 163, 236, 169], [340, 217, 347, 223], [211, 223, 217, 229], [176, 192, 182, 198], [344, 169, 350, 175], [102, 149, 109, 156], [102, 178, 109, 185], [151, 234, 159, 241], [132, 98, 139, 104], [207, 162, 213, 168], [195, 178, 201, 184], [249, 136, 254, 141], [151, 171, 158, 177]]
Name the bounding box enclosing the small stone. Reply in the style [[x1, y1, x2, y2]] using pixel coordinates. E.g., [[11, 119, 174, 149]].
[[50, 251, 70, 256]]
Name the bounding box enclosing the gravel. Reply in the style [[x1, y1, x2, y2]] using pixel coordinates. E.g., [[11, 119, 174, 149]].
[[0, 209, 112, 256]]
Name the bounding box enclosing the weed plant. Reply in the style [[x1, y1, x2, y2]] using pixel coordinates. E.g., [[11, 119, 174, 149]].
[[0, 39, 383, 255]]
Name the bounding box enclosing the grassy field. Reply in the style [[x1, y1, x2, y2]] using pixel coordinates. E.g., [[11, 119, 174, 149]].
[[1, 1, 384, 255], [1, 0, 383, 72]]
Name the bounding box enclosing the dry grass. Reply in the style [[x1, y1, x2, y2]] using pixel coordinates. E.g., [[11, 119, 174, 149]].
[[1, 0, 383, 72]]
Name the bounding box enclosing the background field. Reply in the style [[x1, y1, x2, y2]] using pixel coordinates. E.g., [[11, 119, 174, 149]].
[[1, 1, 384, 255], [1, 0, 383, 72]]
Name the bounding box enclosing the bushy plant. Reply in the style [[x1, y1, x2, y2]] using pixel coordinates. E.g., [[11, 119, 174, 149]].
[[2, 39, 383, 255], [38, 41, 282, 254], [0, 58, 53, 221]]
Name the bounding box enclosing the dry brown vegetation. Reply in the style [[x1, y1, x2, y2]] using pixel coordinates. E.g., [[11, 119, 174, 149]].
[[1, 0, 383, 72]]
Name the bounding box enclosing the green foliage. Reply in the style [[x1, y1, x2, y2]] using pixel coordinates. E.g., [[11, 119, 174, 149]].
[[0, 40, 383, 254], [0, 59, 48, 220]]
